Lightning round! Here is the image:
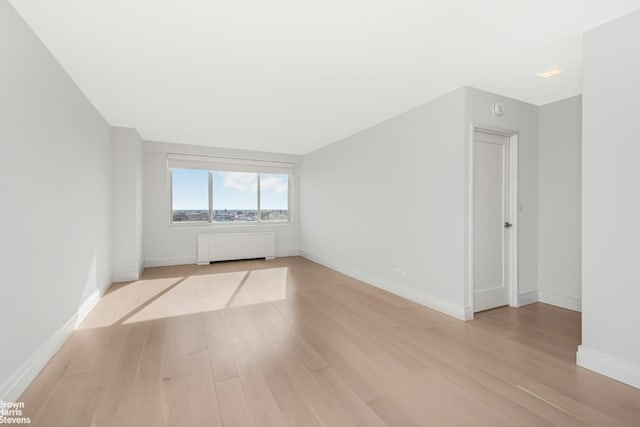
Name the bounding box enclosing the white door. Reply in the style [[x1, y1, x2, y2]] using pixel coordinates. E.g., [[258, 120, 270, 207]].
[[473, 130, 512, 312]]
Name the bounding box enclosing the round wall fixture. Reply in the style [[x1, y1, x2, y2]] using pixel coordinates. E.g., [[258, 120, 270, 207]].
[[492, 102, 505, 116]]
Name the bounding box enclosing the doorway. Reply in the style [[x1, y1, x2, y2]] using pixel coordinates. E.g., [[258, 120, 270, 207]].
[[470, 127, 518, 313]]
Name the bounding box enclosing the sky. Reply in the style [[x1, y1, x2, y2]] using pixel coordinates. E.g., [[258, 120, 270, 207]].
[[172, 169, 288, 211]]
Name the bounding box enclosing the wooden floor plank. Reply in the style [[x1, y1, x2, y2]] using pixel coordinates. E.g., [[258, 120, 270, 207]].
[[131, 318, 166, 409], [92, 322, 149, 422], [163, 313, 207, 379], [312, 367, 387, 427], [187, 350, 224, 427], [216, 376, 256, 427], [221, 313, 291, 427], [160, 373, 189, 427], [202, 310, 238, 381]]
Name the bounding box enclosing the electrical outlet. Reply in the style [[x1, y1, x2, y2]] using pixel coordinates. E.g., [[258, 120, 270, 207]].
[[401, 269, 407, 279], [392, 267, 401, 276]]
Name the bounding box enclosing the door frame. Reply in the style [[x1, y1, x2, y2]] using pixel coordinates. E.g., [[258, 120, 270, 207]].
[[467, 124, 519, 317]]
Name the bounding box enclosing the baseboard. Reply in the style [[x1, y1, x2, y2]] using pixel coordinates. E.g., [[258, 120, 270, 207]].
[[539, 290, 581, 312], [0, 289, 102, 402], [276, 249, 301, 257], [518, 290, 539, 307], [577, 346, 640, 389], [300, 251, 467, 321], [145, 251, 300, 268], [144, 257, 197, 268], [75, 289, 101, 328]]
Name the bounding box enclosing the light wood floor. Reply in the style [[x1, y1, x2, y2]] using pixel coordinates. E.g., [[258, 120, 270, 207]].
[[19, 257, 640, 426]]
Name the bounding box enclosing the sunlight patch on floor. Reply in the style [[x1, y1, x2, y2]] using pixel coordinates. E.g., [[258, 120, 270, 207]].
[[230, 267, 289, 308], [78, 267, 291, 328], [79, 277, 183, 329], [123, 270, 248, 323]]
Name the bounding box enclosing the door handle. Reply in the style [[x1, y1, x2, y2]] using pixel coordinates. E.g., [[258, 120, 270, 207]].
[[504, 222, 513, 228]]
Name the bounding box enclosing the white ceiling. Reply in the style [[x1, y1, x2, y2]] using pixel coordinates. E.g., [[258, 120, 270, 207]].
[[9, 0, 640, 154]]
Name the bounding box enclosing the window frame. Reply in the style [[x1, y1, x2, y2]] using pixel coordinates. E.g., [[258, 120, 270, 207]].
[[168, 161, 293, 226]]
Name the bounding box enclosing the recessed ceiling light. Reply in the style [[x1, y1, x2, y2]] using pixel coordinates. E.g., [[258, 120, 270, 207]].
[[537, 68, 563, 79]]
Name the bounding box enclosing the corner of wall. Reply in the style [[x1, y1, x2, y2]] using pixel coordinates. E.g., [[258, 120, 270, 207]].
[[111, 127, 144, 283], [538, 290, 581, 312], [537, 95, 583, 313], [518, 290, 539, 307]]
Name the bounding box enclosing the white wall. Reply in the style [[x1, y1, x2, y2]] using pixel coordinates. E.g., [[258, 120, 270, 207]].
[[538, 96, 582, 311], [578, 10, 640, 389], [143, 141, 301, 266], [300, 88, 469, 319], [464, 87, 540, 309], [0, 0, 112, 401], [111, 127, 144, 281]]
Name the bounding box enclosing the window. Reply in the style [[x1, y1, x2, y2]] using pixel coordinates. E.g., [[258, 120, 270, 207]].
[[169, 156, 292, 224], [213, 171, 258, 222], [171, 168, 210, 222], [259, 174, 289, 221]]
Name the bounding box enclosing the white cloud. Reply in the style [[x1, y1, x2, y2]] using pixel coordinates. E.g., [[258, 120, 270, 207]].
[[220, 172, 257, 192], [260, 174, 288, 195]]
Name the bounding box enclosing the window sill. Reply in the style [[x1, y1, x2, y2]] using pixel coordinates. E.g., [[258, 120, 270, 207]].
[[168, 221, 294, 229]]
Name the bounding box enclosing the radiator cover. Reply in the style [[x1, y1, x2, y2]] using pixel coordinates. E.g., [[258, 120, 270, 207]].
[[197, 232, 276, 265]]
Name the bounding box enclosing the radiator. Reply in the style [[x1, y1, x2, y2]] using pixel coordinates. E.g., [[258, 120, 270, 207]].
[[197, 232, 276, 265]]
